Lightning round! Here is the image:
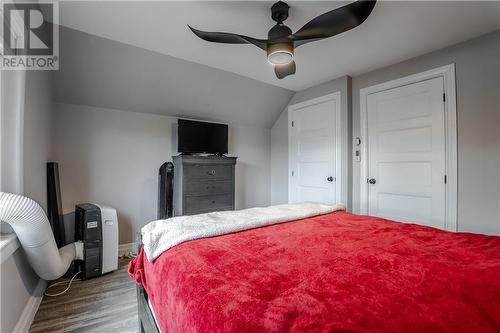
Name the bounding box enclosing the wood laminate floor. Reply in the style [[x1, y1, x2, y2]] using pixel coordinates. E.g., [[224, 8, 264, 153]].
[[30, 258, 138, 333]]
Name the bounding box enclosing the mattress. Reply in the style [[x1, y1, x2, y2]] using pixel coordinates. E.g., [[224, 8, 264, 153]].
[[129, 210, 500, 332]]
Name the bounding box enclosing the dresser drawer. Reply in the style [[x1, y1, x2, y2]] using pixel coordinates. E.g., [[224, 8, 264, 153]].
[[184, 164, 232, 180], [184, 194, 233, 214], [185, 180, 232, 195], [184, 206, 233, 216]]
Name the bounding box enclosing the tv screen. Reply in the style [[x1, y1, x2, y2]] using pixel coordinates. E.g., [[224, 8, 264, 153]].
[[177, 119, 228, 154]]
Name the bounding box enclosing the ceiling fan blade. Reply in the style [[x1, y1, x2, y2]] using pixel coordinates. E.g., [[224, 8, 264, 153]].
[[274, 61, 296, 79], [291, 0, 376, 47], [188, 26, 267, 51]]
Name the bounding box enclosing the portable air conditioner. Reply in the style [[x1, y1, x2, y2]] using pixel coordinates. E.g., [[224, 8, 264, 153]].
[[75, 203, 119, 279]]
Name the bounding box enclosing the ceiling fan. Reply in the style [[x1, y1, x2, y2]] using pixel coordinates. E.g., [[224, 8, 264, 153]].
[[188, 0, 376, 79]]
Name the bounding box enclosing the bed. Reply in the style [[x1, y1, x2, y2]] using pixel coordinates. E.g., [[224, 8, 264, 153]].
[[129, 205, 500, 333]]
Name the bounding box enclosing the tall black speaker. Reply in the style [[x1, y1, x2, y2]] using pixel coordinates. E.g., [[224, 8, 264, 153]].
[[47, 162, 65, 248], [158, 162, 174, 219]]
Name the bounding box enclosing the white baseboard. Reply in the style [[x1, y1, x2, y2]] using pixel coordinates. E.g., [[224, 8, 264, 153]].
[[118, 242, 136, 257], [13, 278, 46, 333]]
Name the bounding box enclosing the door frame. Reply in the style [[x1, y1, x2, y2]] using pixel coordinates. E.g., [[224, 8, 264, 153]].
[[359, 64, 457, 231], [287, 91, 346, 205]]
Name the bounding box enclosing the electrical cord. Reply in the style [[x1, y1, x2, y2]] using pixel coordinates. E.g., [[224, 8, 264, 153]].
[[44, 271, 83, 297]]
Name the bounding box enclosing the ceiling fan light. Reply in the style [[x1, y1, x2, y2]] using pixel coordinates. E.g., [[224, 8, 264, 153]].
[[268, 51, 293, 65], [267, 42, 294, 65]]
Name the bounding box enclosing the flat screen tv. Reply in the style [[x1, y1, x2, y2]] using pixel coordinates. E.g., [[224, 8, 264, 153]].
[[177, 119, 228, 155]]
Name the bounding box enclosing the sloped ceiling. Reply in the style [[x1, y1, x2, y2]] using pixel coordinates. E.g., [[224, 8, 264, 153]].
[[54, 27, 294, 128], [58, 1, 500, 91]]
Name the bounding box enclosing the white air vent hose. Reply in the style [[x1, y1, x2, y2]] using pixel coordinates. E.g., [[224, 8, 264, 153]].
[[0, 192, 83, 280]]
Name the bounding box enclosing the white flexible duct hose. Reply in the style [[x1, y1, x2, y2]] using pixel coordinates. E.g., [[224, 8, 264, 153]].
[[0, 192, 83, 280]]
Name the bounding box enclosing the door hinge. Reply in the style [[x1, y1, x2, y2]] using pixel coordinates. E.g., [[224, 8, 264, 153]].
[[444, 175, 447, 184], [291, 121, 294, 127], [443, 93, 446, 103], [292, 170, 294, 177]]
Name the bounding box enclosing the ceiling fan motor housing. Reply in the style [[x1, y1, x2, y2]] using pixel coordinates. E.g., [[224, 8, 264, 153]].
[[267, 23, 294, 65], [268, 23, 292, 40]]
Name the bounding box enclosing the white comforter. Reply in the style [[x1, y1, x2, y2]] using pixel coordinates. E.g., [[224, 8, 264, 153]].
[[141, 202, 345, 261]]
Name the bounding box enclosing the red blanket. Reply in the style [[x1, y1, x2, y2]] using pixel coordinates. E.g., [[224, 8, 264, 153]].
[[129, 211, 500, 333]]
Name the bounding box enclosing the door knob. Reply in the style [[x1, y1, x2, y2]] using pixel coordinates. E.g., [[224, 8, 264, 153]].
[[327, 176, 334, 182], [368, 178, 376, 184]]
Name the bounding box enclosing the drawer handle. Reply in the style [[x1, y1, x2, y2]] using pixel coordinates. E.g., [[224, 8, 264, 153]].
[[207, 170, 216, 176]]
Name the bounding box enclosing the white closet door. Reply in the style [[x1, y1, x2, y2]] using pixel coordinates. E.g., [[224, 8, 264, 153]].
[[289, 98, 337, 204], [367, 77, 446, 229]]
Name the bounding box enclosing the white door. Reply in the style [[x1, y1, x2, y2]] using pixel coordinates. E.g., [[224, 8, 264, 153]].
[[289, 97, 338, 204], [367, 77, 446, 229]]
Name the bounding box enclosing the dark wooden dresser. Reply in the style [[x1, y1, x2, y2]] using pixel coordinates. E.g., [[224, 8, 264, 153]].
[[172, 155, 237, 216]]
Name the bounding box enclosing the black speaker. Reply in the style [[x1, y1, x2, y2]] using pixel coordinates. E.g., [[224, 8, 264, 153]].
[[47, 162, 65, 248], [158, 162, 174, 219]]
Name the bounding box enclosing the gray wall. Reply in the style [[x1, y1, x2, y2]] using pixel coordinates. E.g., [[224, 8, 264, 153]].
[[51, 27, 288, 243], [1, 249, 42, 332], [53, 103, 271, 244], [351, 30, 500, 235], [1, 70, 53, 333], [270, 109, 288, 205], [23, 71, 54, 209], [270, 76, 352, 209]]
